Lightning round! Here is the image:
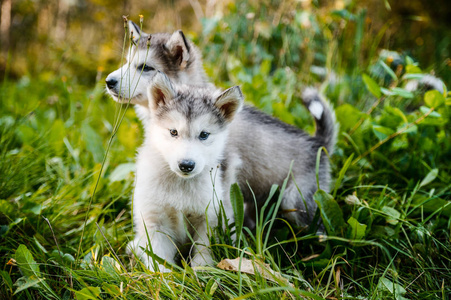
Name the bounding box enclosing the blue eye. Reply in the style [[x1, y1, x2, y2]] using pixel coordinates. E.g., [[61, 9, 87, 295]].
[[169, 129, 178, 137], [138, 64, 155, 72], [199, 131, 210, 140]]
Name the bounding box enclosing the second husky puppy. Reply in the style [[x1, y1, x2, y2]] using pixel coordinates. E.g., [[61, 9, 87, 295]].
[[130, 71, 243, 271], [105, 21, 210, 125]]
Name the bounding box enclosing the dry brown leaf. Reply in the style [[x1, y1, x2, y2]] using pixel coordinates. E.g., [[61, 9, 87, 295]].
[[217, 257, 292, 286]]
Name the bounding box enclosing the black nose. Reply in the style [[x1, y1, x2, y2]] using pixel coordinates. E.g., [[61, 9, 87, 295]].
[[105, 77, 117, 89], [178, 160, 195, 173]]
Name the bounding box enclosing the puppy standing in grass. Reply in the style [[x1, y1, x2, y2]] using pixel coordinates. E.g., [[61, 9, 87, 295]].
[[130, 71, 243, 271]]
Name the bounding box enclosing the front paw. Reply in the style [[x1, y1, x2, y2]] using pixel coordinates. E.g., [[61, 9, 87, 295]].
[[191, 247, 214, 268], [127, 239, 172, 272]]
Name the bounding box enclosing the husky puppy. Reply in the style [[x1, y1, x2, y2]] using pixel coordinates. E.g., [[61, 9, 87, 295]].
[[130, 71, 243, 271], [105, 21, 211, 124]]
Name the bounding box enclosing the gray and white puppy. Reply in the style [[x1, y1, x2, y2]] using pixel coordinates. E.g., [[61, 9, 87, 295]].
[[106, 21, 211, 124], [131, 72, 242, 271]]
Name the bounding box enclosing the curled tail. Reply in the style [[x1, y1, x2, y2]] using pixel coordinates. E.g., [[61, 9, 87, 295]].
[[302, 87, 338, 154]]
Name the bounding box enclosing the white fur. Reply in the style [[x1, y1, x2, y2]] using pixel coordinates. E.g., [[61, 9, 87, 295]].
[[107, 49, 160, 104], [309, 101, 324, 120]]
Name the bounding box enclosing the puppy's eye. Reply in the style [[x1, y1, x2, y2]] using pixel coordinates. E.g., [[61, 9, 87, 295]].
[[199, 131, 210, 140], [169, 129, 178, 137], [137, 64, 155, 72]]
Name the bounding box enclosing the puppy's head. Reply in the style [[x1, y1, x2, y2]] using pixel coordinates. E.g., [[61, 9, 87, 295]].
[[105, 21, 204, 105], [146, 72, 243, 179]]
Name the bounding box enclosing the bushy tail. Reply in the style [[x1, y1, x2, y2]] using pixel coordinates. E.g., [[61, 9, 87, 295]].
[[302, 87, 338, 154]]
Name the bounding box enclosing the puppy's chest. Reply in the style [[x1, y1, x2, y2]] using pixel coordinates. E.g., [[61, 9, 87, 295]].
[[149, 175, 217, 214]]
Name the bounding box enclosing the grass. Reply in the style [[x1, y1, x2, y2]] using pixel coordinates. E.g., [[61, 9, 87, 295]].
[[1, 2, 451, 299]]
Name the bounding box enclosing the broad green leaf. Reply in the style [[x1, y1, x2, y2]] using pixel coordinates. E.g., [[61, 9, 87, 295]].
[[420, 168, 438, 187], [230, 183, 244, 245], [380, 87, 394, 96], [205, 277, 220, 296], [109, 163, 135, 183], [362, 74, 381, 98], [314, 190, 346, 236], [333, 154, 354, 198], [424, 90, 445, 108], [81, 123, 104, 163], [26, 204, 42, 215], [33, 236, 48, 254], [14, 245, 58, 298], [15, 244, 40, 278], [412, 196, 451, 218], [383, 0, 391, 9], [0, 270, 13, 292], [396, 124, 417, 134], [403, 73, 424, 80], [390, 107, 408, 123], [50, 250, 75, 263], [405, 56, 416, 66], [379, 61, 397, 80], [347, 217, 367, 240], [102, 282, 120, 296], [381, 206, 401, 225], [0, 200, 15, 216], [75, 286, 101, 300], [101, 256, 120, 274], [405, 65, 422, 74], [420, 106, 441, 118], [335, 104, 365, 132], [0, 225, 8, 238], [13, 276, 43, 295], [371, 225, 396, 238], [372, 125, 394, 141], [391, 135, 408, 150], [377, 277, 408, 299], [391, 87, 414, 99], [48, 119, 66, 155]]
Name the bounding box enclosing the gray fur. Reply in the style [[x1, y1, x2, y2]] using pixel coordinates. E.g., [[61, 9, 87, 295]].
[[226, 97, 336, 228]]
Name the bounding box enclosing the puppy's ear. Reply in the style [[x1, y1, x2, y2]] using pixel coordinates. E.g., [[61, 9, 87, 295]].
[[128, 20, 149, 43], [166, 30, 190, 69], [147, 72, 176, 111], [215, 86, 244, 122]]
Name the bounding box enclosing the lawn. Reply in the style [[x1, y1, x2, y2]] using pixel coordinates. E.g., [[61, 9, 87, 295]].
[[1, 1, 450, 299]]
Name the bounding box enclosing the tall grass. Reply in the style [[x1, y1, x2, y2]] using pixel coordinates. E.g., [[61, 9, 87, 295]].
[[1, 1, 450, 299]]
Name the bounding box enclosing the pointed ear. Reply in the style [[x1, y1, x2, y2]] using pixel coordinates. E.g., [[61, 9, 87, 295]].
[[147, 72, 176, 112], [215, 86, 244, 122], [165, 30, 191, 69], [128, 20, 148, 43]]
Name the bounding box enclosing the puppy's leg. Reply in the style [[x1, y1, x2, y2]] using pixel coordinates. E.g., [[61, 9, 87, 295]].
[[280, 184, 316, 227], [129, 207, 185, 272], [190, 216, 216, 268], [128, 228, 178, 272]]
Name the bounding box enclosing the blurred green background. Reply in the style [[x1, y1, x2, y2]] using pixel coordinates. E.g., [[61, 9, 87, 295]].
[[1, 1, 451, 298], [1, 0, 450, 85]]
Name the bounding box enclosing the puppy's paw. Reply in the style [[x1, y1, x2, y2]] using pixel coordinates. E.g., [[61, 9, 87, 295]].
[[191, 247, 214, 268], [128, 240, 173, 272]]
